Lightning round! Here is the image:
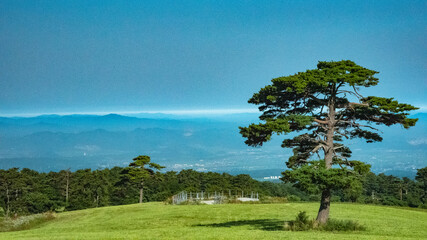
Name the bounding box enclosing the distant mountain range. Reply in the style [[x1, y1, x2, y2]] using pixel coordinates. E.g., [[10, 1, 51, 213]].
[[0, 113, 426, 179]]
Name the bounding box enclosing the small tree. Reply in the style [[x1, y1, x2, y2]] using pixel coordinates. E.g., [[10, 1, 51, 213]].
[[127, 155, 165, 204], [239, 60, 418, 223]]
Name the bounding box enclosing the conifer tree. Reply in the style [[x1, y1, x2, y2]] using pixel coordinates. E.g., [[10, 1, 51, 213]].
[[239, 60, 418, 223], [127, 155, 164, 204]]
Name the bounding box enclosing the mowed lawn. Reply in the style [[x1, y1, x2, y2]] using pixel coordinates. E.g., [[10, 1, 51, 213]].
[[1, 202, 426, 240]]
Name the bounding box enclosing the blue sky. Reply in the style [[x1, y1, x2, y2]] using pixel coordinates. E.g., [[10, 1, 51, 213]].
[[1, 0, 426, 116]]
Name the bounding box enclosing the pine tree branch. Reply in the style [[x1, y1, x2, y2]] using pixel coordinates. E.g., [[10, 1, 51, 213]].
[[312, 143, 326, 153], [348, 102, 369, 108], [335, 130, 349, 139], [336, 90, 357, 96], [334, 145, 346, 150], [352, 86, 364, 99], [314, 118, 328, 125], [352, 122, 380, 131]]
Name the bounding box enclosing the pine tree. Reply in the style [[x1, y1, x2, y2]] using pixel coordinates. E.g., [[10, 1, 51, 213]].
[[239, 60, 418, 223], [126, 155, 165, 204]]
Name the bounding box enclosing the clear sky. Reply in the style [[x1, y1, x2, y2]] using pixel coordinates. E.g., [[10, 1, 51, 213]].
[[1, 0, 426, 116]]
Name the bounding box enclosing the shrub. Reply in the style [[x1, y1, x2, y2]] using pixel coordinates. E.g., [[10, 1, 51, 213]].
[[260, 196, 288, 204], [319, 219, 366, 231], [178, 200, 205, 205], [284, 211, 312, 231], [226, 199, 243, 204], [163, 197, 173, 205], [406, 194, 422, 208], [284, 211, 365, 232], [287, 195, 301, 202], [356, 196, 367, 204], [381, 196, 406, 207], [331, 196, 341, 202], [308, 195, 320, 201], [0, 211, 56, 232]]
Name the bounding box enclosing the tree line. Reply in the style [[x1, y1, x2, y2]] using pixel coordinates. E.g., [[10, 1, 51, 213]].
[[0, 166, 426, 216]]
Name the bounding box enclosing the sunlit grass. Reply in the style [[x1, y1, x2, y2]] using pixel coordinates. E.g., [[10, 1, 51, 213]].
[[0, 202, 426, 239]]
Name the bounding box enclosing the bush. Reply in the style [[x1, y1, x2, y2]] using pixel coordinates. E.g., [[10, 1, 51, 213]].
[[308, 195, 320, 201], [381, 196, 406, 207], [331, 196, 341, 202], [355, 196, 367, 204], [319, 219, 366, 231], [406, 194, 422, 208], [364, 196, 380, 205], [287, 195, 301, 202], [260, 196, 288, 204], [284, 211, 365, 232], [0, 211, 56, 232], [178, 200, 205, 205], [284, 211, 312, 231], [226, 199, 242, 204], [163, 197, 173, 205]]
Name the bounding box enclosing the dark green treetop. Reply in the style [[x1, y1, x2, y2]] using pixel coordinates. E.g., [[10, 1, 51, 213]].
[[127, 155, 165, 183]]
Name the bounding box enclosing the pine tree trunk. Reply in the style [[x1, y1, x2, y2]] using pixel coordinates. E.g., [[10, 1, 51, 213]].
[[65, 170, 69, 205], [316, 89, 336, 224], [317, 189, 331, 223], [6, 187, 10, 218], [139, 182, 144, 204]]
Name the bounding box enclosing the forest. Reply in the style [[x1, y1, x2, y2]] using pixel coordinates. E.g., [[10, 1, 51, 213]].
[[0, 166, 426, 216]]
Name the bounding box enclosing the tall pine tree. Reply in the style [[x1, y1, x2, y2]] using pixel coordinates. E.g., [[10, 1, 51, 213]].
[[240, 60, 418, 223], [126, 155, 164, 204]]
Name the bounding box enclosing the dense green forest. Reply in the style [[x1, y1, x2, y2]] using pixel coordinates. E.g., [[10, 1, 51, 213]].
[[0, 167, 426, 216]]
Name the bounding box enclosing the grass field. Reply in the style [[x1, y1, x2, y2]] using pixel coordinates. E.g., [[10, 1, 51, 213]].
[[1, 202, 426, 239]]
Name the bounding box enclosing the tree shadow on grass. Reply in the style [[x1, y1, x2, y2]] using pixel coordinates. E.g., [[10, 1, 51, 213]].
[[194, 219, 284, 231]]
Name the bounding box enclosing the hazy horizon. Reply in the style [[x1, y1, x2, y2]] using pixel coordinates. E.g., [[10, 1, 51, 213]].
[[1, 0, 426, 116]]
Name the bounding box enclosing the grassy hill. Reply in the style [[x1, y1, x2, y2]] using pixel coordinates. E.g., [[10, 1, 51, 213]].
[[1, 202, 426, 239]]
